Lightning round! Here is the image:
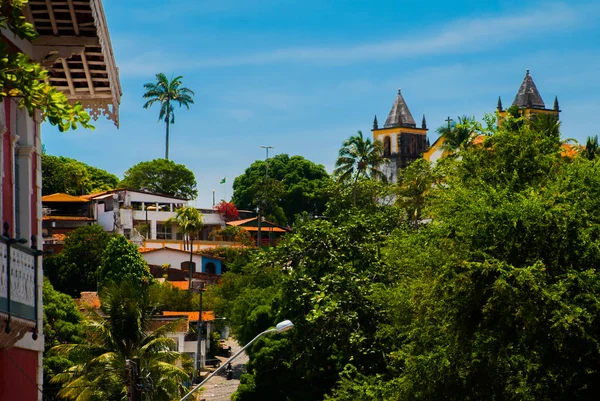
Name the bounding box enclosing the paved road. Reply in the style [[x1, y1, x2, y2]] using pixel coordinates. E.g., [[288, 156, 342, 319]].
[[197, 339, 247, 400]]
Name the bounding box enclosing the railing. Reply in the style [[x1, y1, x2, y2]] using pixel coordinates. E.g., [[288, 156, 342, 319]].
[[0, 223, 42, 339]]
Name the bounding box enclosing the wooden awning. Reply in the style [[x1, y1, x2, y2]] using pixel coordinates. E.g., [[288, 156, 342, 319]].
[[24, 0, 122, 126]]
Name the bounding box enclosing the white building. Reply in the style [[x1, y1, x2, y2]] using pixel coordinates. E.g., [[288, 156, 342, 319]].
[[86, 189, 226, 242]]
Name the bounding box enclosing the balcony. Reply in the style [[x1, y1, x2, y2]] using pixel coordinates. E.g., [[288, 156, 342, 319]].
[[0, 232, 41, 347]]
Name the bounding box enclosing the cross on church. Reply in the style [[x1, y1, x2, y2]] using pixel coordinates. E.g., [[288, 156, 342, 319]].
[[445, 116, 452, 129]]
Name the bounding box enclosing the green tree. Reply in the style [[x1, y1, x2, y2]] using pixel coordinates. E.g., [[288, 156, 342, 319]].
[[167, 206, 203, 305], [44, 224, 111, 296], [0, 0, 92, 131], [121, 158, 198, 199], [97, 235, 155, 289], [42, 154, 119, 195], [334, 131, 387, 206], [436, 115, 480, 153], [143, 73, 195, 160], [43, 279, 83, 401], [232, 154, 331, 225], [583, 135, 599, 160], [51, 282, 191, 401]]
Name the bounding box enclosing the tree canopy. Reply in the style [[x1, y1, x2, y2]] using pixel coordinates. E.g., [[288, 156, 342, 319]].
[[0, 0, 93, 131], [44, 224, 111, 296], [43, 279, 83, 401], [143, 73, 195, 160], [50, 282, 191, 401], [97, 235, 155, 289], [218, 112, 600, 401], [42, 154, 119, 196], [231, 154, 331, 225], [120, 158, 198, 199]]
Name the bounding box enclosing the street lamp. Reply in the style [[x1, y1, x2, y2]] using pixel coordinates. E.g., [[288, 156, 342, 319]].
[[180, 319, 294, 401], [257, 145, 274, 247]]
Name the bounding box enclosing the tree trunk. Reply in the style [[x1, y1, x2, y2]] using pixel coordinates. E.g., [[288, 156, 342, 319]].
[[165, 115, 170, 160]]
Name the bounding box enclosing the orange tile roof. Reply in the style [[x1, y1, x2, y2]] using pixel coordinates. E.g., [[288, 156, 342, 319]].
[[43, 216, 96, 221], [78, 292, 101, 309], [42, 193, 89, 203], [227, 217, 258, 226], [163, 311, 215, 321], [239, 226, 287, 233], [167, 281, 189, 290]]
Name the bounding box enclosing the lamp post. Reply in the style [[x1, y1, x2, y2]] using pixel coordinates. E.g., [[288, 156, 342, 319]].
[[180, 320, 294, 401], [258, 145, 274, 247]]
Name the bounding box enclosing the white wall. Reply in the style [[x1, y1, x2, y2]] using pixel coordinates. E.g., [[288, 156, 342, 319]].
[[141, 249, 203, 271]]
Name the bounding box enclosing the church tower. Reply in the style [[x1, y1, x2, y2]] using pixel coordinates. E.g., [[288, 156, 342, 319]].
[[372, 89, 428, 182], [497, 69, 560, 121]]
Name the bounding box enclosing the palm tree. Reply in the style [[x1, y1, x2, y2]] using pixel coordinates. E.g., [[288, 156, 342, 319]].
[[167, 206, 203, 299], [51, 282, 191, 401], [143, 73, 195, 160], [436, 116, 477, 153], [334, 130, 387, 205]]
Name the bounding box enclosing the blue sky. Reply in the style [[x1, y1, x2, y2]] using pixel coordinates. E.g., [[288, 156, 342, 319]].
[[42, 0, 600, 207]]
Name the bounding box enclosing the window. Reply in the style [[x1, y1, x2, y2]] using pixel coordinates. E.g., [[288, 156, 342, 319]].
[[383, 136, 391, 156], [131, 202, 143, 211], [181, 261, 196, 272], [205, 262, 216, 275], [156, 222, 172, 239]]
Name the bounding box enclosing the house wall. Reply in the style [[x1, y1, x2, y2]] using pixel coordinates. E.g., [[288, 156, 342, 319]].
[[0, 348, 39, 401], [141, 249, 204, 271]]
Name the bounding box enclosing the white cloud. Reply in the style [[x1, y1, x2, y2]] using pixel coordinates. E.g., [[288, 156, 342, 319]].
[[125, 2, 594, 74]]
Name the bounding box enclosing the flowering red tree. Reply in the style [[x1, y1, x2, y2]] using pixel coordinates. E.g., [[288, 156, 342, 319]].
[[214, 201, 240, 222]]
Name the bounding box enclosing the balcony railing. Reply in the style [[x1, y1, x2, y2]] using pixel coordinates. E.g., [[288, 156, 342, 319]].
[[0, 223, 42, 340]]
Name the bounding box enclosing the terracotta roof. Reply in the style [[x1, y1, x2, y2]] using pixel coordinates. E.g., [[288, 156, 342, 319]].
[[239, 226, 288, 233], [42, 193, 88, 203], [384, 89, 417, 128], [227, 217, 258, 226], [78, 292, 101, 309], [513, 70, 545, 109], [43, 216, 96, 221], [51, 233, 67, 241], [163, 311, 215, 322], [167, 281, 189, 290]]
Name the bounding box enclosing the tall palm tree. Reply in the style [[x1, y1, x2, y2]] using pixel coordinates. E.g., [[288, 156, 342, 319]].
[[167, 206, 203, 299], [143, 73, 195, 160], [51, 282, 191, 401], [436, 116, 476, 153], [334, 130, 387, 205]]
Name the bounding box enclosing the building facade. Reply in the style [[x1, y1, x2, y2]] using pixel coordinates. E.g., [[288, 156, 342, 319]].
[[0, 1, 120, 399], [372, 89, 429, 183]]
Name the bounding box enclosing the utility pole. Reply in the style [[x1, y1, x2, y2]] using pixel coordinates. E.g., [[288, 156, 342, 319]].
[[259, 145, 274, 247], [126, 359, 141, 401], [194, 282, 205, 381]]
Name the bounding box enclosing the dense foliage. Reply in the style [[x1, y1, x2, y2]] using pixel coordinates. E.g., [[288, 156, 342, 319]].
[[218, 113, 600, 401], [232, 154, 331, 225], [43, 279, 83, 401], [44, 225, 111, 296], [121, 158, 198, 199], [42, 153, 119, 195], [214, 200, 240, 222], [50, 282, 191, 401], [97, 235, 155, 289], [0, 0, 92, 131]]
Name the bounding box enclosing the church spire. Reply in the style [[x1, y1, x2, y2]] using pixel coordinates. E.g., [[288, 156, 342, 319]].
[[554, 96, 559, 111], [497, 96, 503, 111], [513, 69, 545, 109], [384, 88, 417, 128], [421, 114, 427, 129], [373, 115, 379, 130]]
